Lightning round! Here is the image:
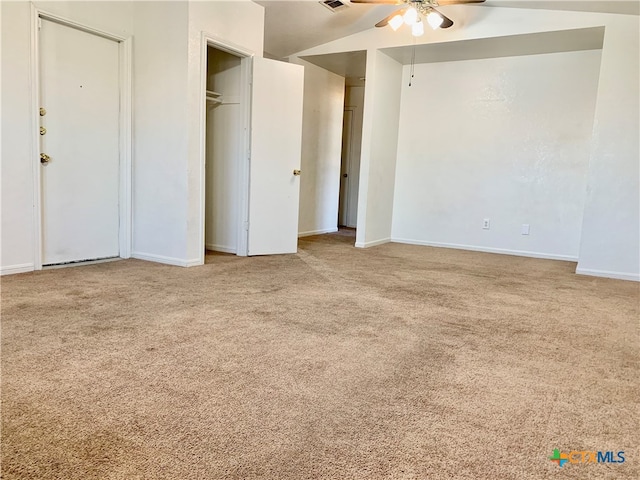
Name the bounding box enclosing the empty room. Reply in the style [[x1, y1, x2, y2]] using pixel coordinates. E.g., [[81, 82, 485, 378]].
[[1, 1, 638, 478]]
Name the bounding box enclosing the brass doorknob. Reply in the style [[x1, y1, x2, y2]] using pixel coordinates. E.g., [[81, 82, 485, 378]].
[[40, 153, 51, 164], [293, 169, 301, 176]]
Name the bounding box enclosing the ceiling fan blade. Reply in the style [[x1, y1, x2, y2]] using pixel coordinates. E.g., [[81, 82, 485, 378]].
[[351, 0, 402, 4], [432, 7, 454, 28], [375, 7, 407, 27], [353, 0, 484, 3], [435, 0, 485, 5]]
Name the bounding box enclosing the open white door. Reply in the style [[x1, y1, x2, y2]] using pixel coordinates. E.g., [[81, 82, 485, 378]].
[[247, 57, 304, 256]]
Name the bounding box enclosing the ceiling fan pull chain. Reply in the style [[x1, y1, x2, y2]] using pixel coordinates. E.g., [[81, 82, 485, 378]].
[[409, 42, 416, 87]]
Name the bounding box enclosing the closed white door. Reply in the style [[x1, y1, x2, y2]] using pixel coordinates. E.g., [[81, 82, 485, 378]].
[[39, 18, 120, 265], [247, 57, 304, 255]]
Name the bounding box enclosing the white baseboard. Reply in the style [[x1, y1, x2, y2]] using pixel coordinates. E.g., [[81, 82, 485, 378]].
[[576, 267, 640, 282], [391, 238, 578, 262], [132, 252, 197, 267], [298, 227, 338, 238], [355, 237, 391, 248], [205, 243, 236, 254], [0, 263, 35, 276]]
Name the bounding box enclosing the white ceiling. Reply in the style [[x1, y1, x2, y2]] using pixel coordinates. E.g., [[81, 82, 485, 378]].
[[256, 0, 639, 58], [298, 26, 604, 78], [380, 26, 605, 63], [257, 1, 399, 58], [300, 50, 368, 78]]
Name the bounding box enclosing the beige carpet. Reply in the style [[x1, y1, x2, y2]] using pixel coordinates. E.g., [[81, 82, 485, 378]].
[[1, 231, 638, 479]]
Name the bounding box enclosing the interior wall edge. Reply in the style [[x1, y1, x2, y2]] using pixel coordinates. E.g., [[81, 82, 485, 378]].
[[131, 252, 196, 268], [298, 228, 339, 238], [391, 238, 579, 262], [354, 238, 391, 248]]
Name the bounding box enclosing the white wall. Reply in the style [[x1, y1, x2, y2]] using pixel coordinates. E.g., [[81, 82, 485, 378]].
[[131, 1, 189, 266], [293, 7, 640, 280], [1, 1, 134, 275], [205, 48, 242, 253], [577, 18, 640, 280], [134, 0, 264, 266], [293, 59, 345, 237], [1, 2, 35, 274], [133, 1, 265, 265], [185, 0, 265, 263], [355, 50, 403, 248], [1, 0, 266, 272], [0, 1, 191, 270], [391, 50, 602, 261]]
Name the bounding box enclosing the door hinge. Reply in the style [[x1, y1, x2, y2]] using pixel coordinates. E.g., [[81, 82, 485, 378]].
[[38, 17, 42, 30], [243, 221, 249, 231]]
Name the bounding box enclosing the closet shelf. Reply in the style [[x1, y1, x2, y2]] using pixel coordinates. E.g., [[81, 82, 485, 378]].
[[206, 90, 223, 106]]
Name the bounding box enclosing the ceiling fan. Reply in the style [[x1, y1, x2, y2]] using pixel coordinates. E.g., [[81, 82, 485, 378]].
[[351, 0, 485, 36]]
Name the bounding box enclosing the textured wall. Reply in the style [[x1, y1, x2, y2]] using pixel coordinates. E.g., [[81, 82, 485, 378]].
[[391, 50, 602, 260]]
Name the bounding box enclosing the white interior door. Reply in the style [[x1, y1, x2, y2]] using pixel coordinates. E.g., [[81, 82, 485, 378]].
[[39, 18, 120, 265], [247, 57, 304, 256], [338, 108, 354, 227]]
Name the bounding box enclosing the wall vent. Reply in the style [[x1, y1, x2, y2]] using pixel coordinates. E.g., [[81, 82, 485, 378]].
[[319, 0, 350, 13]]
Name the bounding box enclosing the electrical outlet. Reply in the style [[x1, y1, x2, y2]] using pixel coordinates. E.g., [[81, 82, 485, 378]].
[[521, 224, 530, 235], [483, 218, 490, 230]]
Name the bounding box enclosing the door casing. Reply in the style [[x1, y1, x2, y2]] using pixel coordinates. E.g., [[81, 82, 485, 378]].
[[198, 33, 254, 263], [30, 6, 132, 270], [339, 107, 355, 227]]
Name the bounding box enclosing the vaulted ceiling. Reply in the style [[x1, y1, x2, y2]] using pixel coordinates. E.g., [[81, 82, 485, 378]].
[[256, 0, 639, 58]]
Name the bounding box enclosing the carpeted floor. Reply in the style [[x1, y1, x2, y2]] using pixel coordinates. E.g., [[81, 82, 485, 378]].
[[1, 231, 638, 479]]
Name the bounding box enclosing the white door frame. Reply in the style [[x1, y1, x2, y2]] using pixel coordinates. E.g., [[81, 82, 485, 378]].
[[339, 106, 356, 228], [30, 6, 132, 270], [198, 33, 254, 264]]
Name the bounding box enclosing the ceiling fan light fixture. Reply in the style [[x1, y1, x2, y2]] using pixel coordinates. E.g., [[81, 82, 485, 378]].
[[403, 6, 418, 26], [388, 13, 404, 31], [426, 10, 444, 29], [411, 19, 425, 37]]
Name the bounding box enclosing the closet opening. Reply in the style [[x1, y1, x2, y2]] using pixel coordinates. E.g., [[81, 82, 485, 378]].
[[204, 43, 249, 261]]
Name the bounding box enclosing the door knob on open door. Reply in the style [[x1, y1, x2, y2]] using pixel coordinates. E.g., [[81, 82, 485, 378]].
[[293, 169, 301, 176], [40, 153, 51, 164]]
